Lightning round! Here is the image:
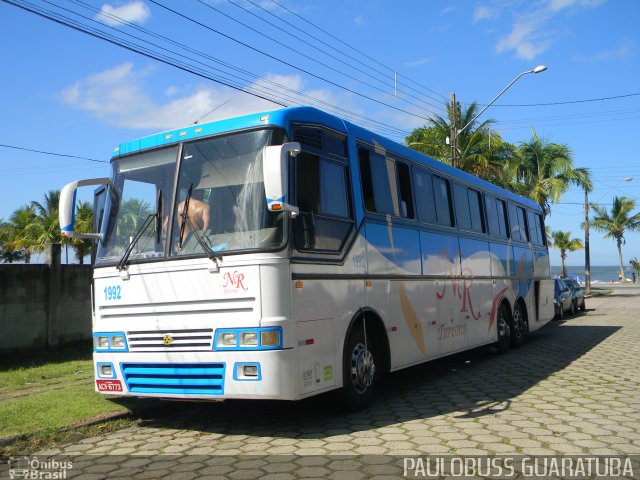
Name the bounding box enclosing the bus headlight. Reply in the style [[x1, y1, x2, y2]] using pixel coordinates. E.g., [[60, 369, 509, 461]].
[[241, 332, 258, 346], [261, 330, 280, 347], [219, 332, 237, 347], [100, 364, 113, 377], [94, 332, 128, 352], [214, 327, 282, 350]]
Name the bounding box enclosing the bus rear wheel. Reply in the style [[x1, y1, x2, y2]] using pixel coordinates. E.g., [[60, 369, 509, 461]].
[[511, 302, 526, 348], [342, 326, 375, 410], [496, 303, 511, 354]]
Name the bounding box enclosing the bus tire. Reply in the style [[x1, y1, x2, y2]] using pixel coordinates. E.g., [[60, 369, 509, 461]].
[[342, 326, 375, 411], [511, 301, 526, 348], [496, 302, 511, 354]]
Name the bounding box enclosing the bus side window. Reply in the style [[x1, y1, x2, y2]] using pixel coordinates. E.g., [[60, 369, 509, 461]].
[[508, 203, 521, 241], [468, 188, 485, 233], [453, 183, 472, 231], [433, 176, 454, 227], [496, 199, 508, 238], [485, 195, 499, 236], [517, 206, 529, 242], [413, 168, 437, 224], [396, 162, 414, 219], [294, 135, 353, 252], [358, 148, 398, 216], [527, 210, 541, 245]]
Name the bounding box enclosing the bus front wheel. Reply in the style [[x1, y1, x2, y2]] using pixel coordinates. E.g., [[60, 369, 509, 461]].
[[342, 326, 375, 410], [511, 302, 526, 348]]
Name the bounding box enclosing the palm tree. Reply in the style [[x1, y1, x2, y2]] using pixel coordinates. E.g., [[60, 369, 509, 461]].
[[28, 190, 64, 252], [406, 101, 517, 184], [591, 196, 640, 282], [70, 201, 93, 264], [551, 231, 584, 278], [629, 257, 640, 283], [517, 129, 592, 218], [3, 204, 38, 263]]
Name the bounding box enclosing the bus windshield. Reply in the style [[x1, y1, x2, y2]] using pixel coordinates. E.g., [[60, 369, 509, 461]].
[[95, 128, 284, 265], [170, 129, 284, 257]]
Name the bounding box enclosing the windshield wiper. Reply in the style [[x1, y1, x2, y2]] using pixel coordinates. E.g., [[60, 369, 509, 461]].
[[117, 190, 162, 271], [116, 213, 156, 271], [177, 183, 221, 262]]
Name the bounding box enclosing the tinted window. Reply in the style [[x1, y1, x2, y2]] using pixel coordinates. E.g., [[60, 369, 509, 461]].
[[396, 162, 414, 219], [295, 130, 353, 252], [468, 189, 484, 233], [485, 195, 500, 237], [536, 213, 547, 245], [508, 203, 520, 241], [359, 149, 398, 215], [414, 169, 437, 224], [496, 199, 508, 238], [453, 184, 471, 231], [527, 211, 541, 245], [433, 176, 454, 227], [517, 206, 529, 242]]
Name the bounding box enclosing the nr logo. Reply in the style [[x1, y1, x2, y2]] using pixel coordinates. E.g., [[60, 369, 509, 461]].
[[222, 271, 248, 291]]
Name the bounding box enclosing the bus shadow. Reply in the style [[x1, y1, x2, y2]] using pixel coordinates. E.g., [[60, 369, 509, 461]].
[[133, 322, 620, 439]]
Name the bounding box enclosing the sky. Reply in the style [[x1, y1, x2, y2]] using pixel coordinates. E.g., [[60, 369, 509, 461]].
[[0, 0, 639, 268]]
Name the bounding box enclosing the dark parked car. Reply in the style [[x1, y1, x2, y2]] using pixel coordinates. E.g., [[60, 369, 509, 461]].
[[554, 278, 573, 319], [564, 278, 586, 313]]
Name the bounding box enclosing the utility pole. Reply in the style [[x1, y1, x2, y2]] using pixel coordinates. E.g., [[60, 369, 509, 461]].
[[584, 188, 591, 295], [450, 93, 457, 169]]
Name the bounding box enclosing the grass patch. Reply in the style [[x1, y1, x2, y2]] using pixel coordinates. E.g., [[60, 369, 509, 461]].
[[0, 344, 93, 395], [589, 289, 613, 297], [0, 345, 154, 452], [0, 380, 133, 438]]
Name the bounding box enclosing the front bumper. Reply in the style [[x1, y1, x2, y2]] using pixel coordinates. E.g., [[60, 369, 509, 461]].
[[93, 348, 297, 400]]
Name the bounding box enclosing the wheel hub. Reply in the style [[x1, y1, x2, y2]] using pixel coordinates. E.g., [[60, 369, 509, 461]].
[[351, 343, 375, 393]]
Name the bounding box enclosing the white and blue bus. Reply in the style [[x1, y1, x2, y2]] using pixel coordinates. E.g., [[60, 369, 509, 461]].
[[60, 107, 554, 409]]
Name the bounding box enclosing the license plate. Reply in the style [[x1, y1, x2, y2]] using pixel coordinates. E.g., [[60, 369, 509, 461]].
[[96, 380, 123, 392]]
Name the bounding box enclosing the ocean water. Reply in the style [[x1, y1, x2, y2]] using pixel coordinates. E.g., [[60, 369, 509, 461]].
[[550, 265, 637, 283]]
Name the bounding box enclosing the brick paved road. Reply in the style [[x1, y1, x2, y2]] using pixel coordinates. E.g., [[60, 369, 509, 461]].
[[19, 286, 640, 478]]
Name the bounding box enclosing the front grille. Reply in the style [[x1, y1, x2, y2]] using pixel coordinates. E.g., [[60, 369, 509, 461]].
[[121, 362, 225, 395], [127, 328, 214, 351]]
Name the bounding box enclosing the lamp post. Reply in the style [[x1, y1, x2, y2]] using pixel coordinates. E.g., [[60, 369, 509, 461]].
[[584, 177, 633, 294], [451, 65, 547, 168]]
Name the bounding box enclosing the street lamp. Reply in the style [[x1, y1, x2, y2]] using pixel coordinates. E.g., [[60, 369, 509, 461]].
[[450, 65, 547, 168], [584, 177, 633, 294]]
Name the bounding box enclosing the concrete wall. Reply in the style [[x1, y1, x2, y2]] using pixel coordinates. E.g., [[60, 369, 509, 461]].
[[0, 244, 92, 353]]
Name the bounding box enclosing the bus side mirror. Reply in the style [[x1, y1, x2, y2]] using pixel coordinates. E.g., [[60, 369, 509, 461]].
[[60, 177, 112, 240], [263, 142, 301, 218]]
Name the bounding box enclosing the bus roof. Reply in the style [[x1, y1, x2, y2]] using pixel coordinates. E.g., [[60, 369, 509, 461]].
[[113, 106, 540, 212]]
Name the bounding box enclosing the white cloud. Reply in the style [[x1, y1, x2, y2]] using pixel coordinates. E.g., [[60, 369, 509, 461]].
[[60, 63, 352, 131], [441, 6, 457, 15], [495, 0, 604, 60], [573, 39, 636, 62], [403, 58, 432, 68], [96, 1, 151, 26], [353, 15, 365, 26], [473, 5, 499, 22]]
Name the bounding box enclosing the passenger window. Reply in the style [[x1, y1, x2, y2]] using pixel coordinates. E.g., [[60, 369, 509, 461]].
[[536, 214, 547, 245], [294, 129, 353, 252], [453, 184, 472, 231], [517, 207, 529, 242], [508, 203, 521, 241], [396, 162, 414, 219], [527, 211, 541, 245], [359, 149, 398, 216], [468, 189, 484, 233], [433, 176, 454, 227], [485, 195, 499, 236], [496, 199, 508, 238], [414, 169, 437, 224]]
